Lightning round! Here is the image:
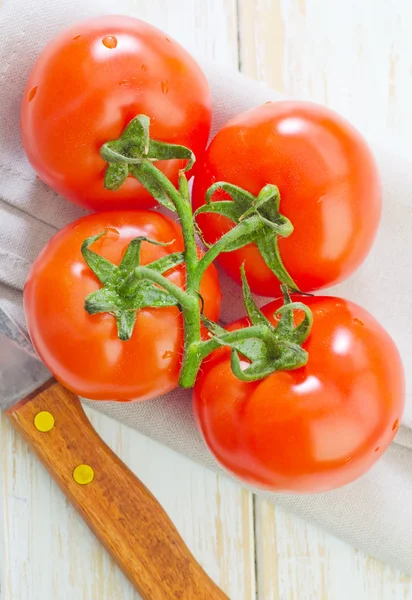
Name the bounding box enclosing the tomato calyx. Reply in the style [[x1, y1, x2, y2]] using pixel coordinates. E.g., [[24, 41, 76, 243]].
[[82, 230, 185, 340], [198, 267, 311, 381], [100, 115, 195, 211], [194, 182, 299, 291]]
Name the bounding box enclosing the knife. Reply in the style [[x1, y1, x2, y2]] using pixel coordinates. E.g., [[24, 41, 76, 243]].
[[0, 306, 228, 600]]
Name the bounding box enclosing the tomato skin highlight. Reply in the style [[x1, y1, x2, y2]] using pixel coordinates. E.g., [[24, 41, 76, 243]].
[[192, 101, 382, 296], [193, 296, 404, 493], [21, 15, 212, 211], [24, 211, 221, 402]]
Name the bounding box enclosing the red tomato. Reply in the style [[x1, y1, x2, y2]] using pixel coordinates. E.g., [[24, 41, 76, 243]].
[[21, 16, 211, 211], [193, 296, 404, 492], [193, 102, 381, 296], [24, 211, 221, 402]]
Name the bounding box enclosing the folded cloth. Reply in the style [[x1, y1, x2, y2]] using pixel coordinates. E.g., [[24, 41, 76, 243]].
[[2, 0, 412, 575]]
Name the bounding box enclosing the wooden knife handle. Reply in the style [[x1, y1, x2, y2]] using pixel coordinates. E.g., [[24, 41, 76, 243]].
[[6, 380, 229, 600]]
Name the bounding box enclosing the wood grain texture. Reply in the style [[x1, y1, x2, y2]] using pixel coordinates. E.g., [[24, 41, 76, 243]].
[[0, 405, 256, 600], [256, 500, 412, 600], [6, 381, 227, 600], [238, 0, 412, 150]]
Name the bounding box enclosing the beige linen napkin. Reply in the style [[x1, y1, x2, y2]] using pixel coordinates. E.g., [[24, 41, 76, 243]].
[[1, 0, 412, 574]]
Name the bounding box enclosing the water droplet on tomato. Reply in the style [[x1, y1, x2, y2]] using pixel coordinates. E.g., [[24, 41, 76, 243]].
[[102, 35, 117, 49], [315, 309, 325, 317], [119, 79, 130, 87], [141, 64, 148, 71], [28, 86, 38, 102], [392, 418, 399, 431], [72, 34, 81, 40], [375, 447, 380, 452], [335, 301, 343, 308], [162, 350, 173, 359], [161, 80, 169, 94], [353, 318, 364, 326]]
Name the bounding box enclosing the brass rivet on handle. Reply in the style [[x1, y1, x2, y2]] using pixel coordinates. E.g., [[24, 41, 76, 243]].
[[73, 464, 95, 485], [34, 411, 55, 433]]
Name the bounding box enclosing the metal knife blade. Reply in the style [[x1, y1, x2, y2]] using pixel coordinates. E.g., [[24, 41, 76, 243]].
[[0, 306, 51, 411]]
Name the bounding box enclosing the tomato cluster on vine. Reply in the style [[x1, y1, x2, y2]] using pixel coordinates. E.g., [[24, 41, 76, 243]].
[[21, 15, 404, 493]]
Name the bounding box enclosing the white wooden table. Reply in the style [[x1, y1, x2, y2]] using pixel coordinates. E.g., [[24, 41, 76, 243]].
[[2, 1, 412, 598]]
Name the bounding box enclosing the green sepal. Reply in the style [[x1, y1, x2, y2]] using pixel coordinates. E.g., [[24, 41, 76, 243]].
[[194, 201, 243, 223], [257, 213, 294, 237], [85, 288, 122, 314], [129, 164, 176, 212], [147, 140, 194, 172], [204, 182, 254, 212], [199, 269, 313, 382], [238, 271, 313, 349], [146, 251, 185, 274], [82, 231, 185, 340], [100, 115, 150, 164], [100, 115, 195, 206], [256, 233, 298, 292], [81, 232, 117, 285], [273, 284, 294, 338], [200, 315, 266, 364], [237, 184, 280, 221], [195, 180, 299, 291], [240, 264, 275, 331], [200, 314, 308, 383], [218, 216, 264, 253], [116, 311, 138, 341], [104, 163, 129, 191], [274, 285, 313, 345], [251, 185, 281, 221], [178, 171, 191, 203], [230, 341, 308, 382], [117, 236, 145, 280]]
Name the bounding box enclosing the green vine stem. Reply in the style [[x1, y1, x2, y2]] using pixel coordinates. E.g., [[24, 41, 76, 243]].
[[81, 115, 313, 388], [194, 182, 299, 291]]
